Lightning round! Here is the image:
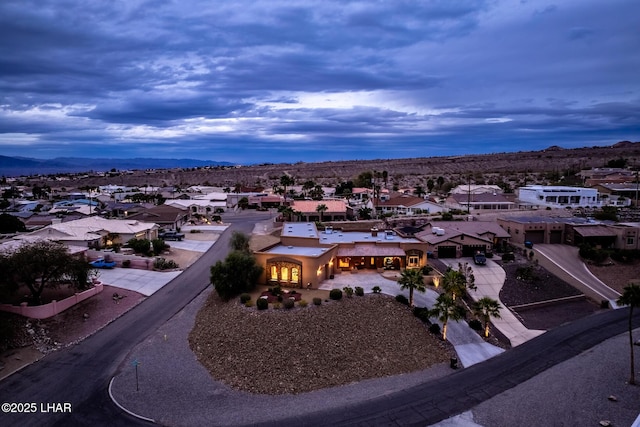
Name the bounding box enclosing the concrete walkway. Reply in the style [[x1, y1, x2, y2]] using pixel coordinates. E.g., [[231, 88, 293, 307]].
[[319, 271, 505, 368], [440, 259, 545, 347]]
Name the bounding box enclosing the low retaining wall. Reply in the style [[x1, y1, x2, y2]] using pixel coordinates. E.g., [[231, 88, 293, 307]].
[[0, 283, 104, 319], [87, 250, 154, 270]]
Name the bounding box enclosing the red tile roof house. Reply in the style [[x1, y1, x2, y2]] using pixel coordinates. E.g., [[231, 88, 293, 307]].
[[446, 193, 516, 212], [289, 200, 353, 222], [376, 194, 447, 216]]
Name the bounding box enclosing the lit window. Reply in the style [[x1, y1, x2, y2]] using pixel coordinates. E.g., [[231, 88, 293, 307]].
[[270, 266, 278, 281], [291, 268, 299, 283], [281, 267, 289, 281]]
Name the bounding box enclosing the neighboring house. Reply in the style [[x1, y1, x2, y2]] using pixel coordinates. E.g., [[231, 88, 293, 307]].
[[517, 185, 602, 209], [165, 199, 227, 216], [247, 194, 284, 209], [126, 205, 189, 230], [446, 193, 516, 212], [415, 221, 511, 258], [592, 183, 639, 207], [579, 168, 636, 186], [449, 184, 503, 195], [376, 194, 446, 215], [254, 222, 427, 289], [289, 200, 350, 222], [20, 216, 159, 248]]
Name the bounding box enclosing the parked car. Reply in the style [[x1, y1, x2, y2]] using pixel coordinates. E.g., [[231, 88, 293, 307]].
[[90, 258, 117, 269], [524, 241, 534, 249], [473, 252, 487, 265], [158, 230, 185, 241]]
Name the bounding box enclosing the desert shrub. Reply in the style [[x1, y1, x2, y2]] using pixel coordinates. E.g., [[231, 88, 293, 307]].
[[244, 300, 254, 307], [151, 238, 169, 255], [127, 238, 153, 256], [277, 295, 283, 302], [240, 293, 251, 304], [516, 266, 536, 282], [413, 306, 431, 323], [313, 297, 322, 306], [395, 294, 409, 306], [468, 319, 482, 331], [372, 286, 382, 294], [271, 285, 282, 296], [343, 286, 354, 298], [154, 257, 179, 270], [273, 302, 281, 309], [122, 259, 131, 268], [354, 286, 364, 296], [429, 323, 441, 335], [256, 298, 268, 310], [283, 298, 295, 309], [421, 265, 433, 275], [502, 252, 515, 262], [329, 289, 343, 300], [298, 299, 308, 308]]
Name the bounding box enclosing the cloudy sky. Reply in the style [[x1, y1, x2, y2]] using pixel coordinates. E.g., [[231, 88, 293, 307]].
[[0, 0, 638, 164]]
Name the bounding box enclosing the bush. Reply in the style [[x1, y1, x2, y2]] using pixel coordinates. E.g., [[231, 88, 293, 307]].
[[468, 319, 482, 331], [329, 289, 343, 300], [372, 286, 382, 294], [343, 286, 354, 298], [154, 257, 179, 270], [395, 294, 409, 306], [256, 298, 268, 310], [244, 300, 254, 307], [240, 293, 251, 304], [298, 299, 308, 308], [313, 297, 322, 306], [421, 265, 433, 275], [283, 298, 295, 309], [273, 302, 281, 310], [502, 252, 515, 262], [122, 259, 131, 268], [354, 286, 364, 296], [413, 306, 431, 323], [429, 323, 441, 335]]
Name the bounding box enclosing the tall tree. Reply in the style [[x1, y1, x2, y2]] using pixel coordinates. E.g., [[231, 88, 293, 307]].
[[0, 213, 26, 233], [426, 179, 435, 193], [210, 251, 263, 301], [229, 231, 251, 253], [316, 203, 328, 222], [473, 297, 502, 338], [617, 283, 640, 385], [280, 175, 295, 200], [414, 185, 426, 198], [429, 293, 465, 341], [0, 241, 91, 305], [398, 268, 426, 307], [441, 268, 468, 301]]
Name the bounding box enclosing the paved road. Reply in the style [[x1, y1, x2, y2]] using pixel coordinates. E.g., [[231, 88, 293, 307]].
[[534, 244, 621, 303], [0, 212, 270, 427]]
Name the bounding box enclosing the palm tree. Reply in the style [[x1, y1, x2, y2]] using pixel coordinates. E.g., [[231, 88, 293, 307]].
[[278, 205, 294, 221], [429, 293, 465, 341], [280, 175, 295, 200], [398, 268, 426, 307], [617, 283, 640, 385], [473, 297, 502, 338], [316, 203, 328, 222], [442, 268, 468, 301]]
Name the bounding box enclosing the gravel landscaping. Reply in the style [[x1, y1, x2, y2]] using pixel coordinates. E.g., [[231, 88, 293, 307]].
[[188, 292, 455, 395]]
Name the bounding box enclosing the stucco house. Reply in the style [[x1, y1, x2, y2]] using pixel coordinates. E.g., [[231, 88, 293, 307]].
[[415, 221, 511, 258]]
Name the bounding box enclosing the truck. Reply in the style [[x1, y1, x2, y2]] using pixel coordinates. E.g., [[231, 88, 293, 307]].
[[473, 252, 487, 265], [158, 230, 185, 241]]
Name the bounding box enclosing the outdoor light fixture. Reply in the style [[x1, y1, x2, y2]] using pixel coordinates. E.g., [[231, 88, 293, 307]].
[[433, 277, 440, 288]]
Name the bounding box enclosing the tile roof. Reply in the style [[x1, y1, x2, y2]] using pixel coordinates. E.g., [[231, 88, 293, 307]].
[[291, 200, 347, 213]]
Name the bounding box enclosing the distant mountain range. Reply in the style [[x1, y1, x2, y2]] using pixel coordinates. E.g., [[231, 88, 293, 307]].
[[0, 156, 234, 177]]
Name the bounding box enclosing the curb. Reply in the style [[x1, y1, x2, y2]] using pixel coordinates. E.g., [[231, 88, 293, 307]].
[[108, 377, 156, 424]]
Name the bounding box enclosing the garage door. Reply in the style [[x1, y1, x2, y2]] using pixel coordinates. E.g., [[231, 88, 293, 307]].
[[550, 230, 563, 244], [438, 246, 457, 258], [462, 245, 486, 257], [524, 230, 545, 244]]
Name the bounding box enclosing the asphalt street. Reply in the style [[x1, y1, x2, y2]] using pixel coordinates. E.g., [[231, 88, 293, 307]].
[[0, 212, 269, 427]]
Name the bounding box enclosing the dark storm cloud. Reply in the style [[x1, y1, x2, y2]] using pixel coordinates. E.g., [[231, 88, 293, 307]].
[[0, 0, 637, 162]]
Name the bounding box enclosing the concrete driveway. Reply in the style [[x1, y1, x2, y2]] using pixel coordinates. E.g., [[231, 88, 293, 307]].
[[440, 258, 545, 347], [95, 268, 181, 296], [533, 244, 621, 306]]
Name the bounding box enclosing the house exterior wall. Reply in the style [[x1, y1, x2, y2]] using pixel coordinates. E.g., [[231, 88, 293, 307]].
[[518, 186, 600, 208], [497, 218, 566, 245], [254, 248, 337, 289]]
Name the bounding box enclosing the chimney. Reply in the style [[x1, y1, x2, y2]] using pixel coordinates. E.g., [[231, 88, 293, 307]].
[[371, 227, 378, 237]]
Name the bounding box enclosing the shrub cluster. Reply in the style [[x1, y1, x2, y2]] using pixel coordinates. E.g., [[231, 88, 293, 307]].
[[298, 299, 308, 308], [428, 323, 441, 335], [372, 286, 382, 294], [256, 298, 268, 310], [412, 306, 431, 323], [240, 293, 251, 304], [283, 298, 295, 309], [343, 286, 354, 298], [329, 289, 343, 300], [154, 257, 179, 270], [312, 297, 322, 306], [395, 294, 409, 306], [354, 286, 364, 296], [468, 319, 482, 331]]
